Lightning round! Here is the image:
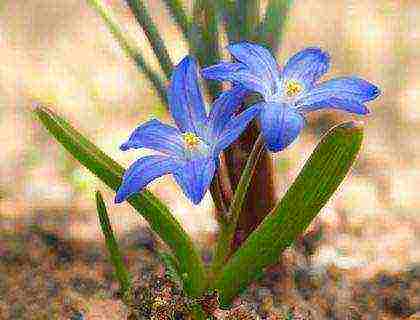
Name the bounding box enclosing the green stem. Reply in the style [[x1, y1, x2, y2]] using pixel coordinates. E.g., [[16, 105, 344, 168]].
[[211, 134, 265, 276], [126, 0, 174, 79], [210, 172, 229, 224], [86, 0, 167, 105], [95, 191, 131, 296]]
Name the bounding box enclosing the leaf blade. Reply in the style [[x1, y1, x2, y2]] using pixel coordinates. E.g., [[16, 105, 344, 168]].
[[34, 106, 207, 296], [162, 0, 192, 43], [126, 0, 174, 79], [96, 190, 131, 295], [256, 0, 293, 52], [213, 121, 364, 306], [86, 0, 168, 105]]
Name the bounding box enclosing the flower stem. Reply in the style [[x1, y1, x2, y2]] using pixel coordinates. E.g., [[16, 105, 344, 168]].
[[211, 134, 266, 276]]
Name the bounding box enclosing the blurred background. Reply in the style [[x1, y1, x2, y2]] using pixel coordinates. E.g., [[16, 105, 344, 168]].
[[0, 1, 419, 319]]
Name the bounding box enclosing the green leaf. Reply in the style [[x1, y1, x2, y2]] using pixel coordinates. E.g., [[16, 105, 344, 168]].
[[257, 0, 293, 52], [126, 0, 174, 79], [86, 0, 168, 106], [214, 0, 261, 43], [213, 121, 364, 306], [34, 106, 207, 297], [236, 0, 261, 41], [211, 134, 265, 276], [191, 0, 221, 96], [157, 252, 183, 288], [161, 0, 193, 43], [95, 190, 131, 295]]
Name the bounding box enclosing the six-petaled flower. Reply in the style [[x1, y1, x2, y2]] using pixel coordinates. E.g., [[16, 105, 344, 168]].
[[115, 56, 259, 205], [202, 42, 381, 152]]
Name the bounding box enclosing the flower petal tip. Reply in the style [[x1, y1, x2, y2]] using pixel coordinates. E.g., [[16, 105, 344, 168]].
[[370, 85, 381, 100], [119, 143, 129, 151], [114, 193, 125, 204], [190, 196, 202, 206]]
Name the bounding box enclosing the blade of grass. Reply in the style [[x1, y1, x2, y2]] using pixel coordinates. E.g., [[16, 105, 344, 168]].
[[213, 0, 238, 42], [161, 0, 193, 43], [126, 0, 174, 79], [96, 190, 131, 296], [215, 0, 260, 42], [213, 121, 364, 306], [191, 0, 220, 90], [256, 0, 293, 52], [34, 106, 206, 296], [237, 0, 261, 41], [86, 0, 167, 105]]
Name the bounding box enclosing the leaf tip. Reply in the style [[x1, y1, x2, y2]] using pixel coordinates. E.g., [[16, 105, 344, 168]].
[[32, 104, 53, 120], [333, 121, 364, 140]]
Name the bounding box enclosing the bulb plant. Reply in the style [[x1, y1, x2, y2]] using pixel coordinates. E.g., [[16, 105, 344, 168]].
[[34, 0, 380, 318]]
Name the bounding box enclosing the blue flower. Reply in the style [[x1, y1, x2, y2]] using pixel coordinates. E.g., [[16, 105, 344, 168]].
[[115, 56, 259, 205], [202, 42, 381, 152]]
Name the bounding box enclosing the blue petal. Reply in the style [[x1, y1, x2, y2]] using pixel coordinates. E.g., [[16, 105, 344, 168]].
[[120, 119, 185, 157], [298, 97, 370, 115], [258, 102, 305, 152], [296, 76, 380, 114], [214, 104, 261, 154], [227, 42, 280, 95], [167, 56, 207, 135], [207, 86, 249, 138], [203, 62, 271, 98], [281, 47, 330, 88], [115, 155, 180, 203], [202, 62, 245, 80], [173, 157, 216, 205]]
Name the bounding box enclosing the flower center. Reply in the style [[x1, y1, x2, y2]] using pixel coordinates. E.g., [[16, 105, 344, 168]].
[[285, 80, 303, 97], [183, 132, 201, 150]]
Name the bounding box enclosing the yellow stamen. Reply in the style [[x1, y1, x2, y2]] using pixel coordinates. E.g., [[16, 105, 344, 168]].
[[183, 132, 201, 150], [285, 80, 303, 97]]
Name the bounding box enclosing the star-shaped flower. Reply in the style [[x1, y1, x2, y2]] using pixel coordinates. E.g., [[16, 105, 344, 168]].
[[115, 56, 259, 204], [202, 42, 381, 152]]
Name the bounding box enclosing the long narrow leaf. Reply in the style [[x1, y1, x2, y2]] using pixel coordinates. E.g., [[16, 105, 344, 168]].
[[213, 0, 238, 42], [214, 121, 364, 306], [96, 190, 131, 295], [86, 0, 168, 105], [256, 0, 293, 52], [237, 0, 261, 41], [215, 0, 260, 43], [34, 106, 206, 296], [161, 0, 192, 43], [191, 0, 221, 96], [126, 0, 174, 79]]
